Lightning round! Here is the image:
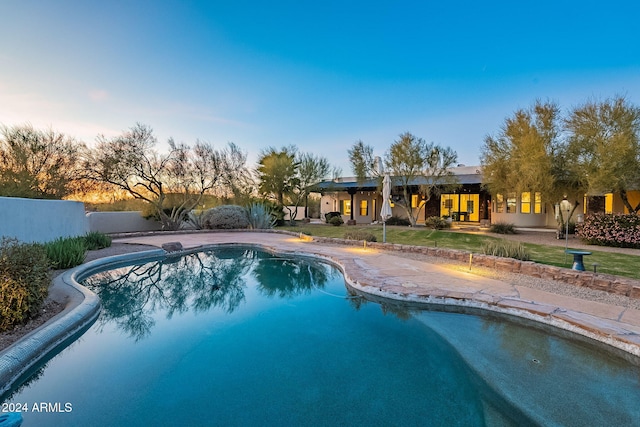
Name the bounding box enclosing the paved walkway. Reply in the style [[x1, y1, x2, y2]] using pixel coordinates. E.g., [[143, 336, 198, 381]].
[[116, 232, 640, 357]]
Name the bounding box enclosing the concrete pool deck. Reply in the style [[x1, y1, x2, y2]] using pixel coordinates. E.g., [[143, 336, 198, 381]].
[[113, 231, 640, 357]]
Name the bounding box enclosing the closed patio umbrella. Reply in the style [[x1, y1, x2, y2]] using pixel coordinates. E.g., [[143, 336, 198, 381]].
[[381, 173, 392, 243]]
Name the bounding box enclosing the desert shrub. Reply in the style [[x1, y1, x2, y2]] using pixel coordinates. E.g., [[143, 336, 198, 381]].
[[84, 231, 112, 250], [325, 211, 342, 223], [201, 205, 250, 229], [142, 205, 189, 223], [481, 240, 530, 261], [44, 236, 87, 269], [577, 213, 640, 248], [425, 216, 450, 230], [0, 238, 51, 332], [490, 222, 517, 234], [385, 216, 411, 226], [246, 203, 277, 229], [329, 216, 344, 226], [343, 230, 377, 242], [185, 210, 206, 230]]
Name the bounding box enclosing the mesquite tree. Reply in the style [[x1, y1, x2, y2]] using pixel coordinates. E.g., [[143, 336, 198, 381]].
[[0, 124, 83, 199]]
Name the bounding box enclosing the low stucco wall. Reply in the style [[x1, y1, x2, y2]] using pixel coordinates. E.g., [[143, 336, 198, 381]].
[[86, 211, 161, 234], [0, 196, 88, 243]]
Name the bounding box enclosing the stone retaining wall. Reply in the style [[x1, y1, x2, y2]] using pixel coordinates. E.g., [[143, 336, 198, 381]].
[[310, 236, 640, 299]]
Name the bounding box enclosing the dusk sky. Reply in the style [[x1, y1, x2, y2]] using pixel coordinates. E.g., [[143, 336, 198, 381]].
[[2, 1, 639, 174]]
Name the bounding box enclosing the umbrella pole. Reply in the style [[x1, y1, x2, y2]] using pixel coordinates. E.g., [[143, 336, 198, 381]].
[[383, 221, 386, 243]]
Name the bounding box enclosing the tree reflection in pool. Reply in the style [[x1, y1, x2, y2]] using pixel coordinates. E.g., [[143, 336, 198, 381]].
[[3, 247, 640, 426]]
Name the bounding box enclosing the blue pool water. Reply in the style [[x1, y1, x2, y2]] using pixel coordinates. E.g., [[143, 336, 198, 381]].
[[2, 247, 640, 426]]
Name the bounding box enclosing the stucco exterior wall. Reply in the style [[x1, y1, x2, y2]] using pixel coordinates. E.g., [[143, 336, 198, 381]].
[[491, 212, 550, 227], [283, 206, 306, 221], [86, 211, 161, 233], [0, 196, 88, 243], [491, 193, 559, 228], [320, 192, 383, 224]]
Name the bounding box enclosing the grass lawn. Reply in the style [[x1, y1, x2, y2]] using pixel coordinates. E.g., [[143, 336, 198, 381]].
[[280, 224, 640, 281]]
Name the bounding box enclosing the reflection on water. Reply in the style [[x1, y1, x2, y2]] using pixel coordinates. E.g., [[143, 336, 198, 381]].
[[82, 248, 336, 341], [4, 247, 639, 426], [253, 256, 331, 298]]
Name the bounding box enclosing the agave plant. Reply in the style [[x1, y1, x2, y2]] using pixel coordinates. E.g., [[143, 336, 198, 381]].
[[246, 203, 276, 229]]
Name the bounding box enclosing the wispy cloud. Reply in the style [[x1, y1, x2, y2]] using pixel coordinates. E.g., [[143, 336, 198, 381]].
[[88, 89, 109, 102]]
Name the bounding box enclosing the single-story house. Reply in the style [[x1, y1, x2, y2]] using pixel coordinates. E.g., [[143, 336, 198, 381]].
[[313, 165, 640, 228], [313, 166, 491, 225]]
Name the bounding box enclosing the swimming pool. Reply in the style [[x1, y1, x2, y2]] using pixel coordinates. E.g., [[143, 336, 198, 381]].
[[2, 246, 640, 426]]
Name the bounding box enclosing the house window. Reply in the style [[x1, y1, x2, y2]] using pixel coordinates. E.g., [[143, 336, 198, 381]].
[[340, 200, 351, 215], [360, 200, 368, 216], [411, 194, 418, 208], [521, 192, 531, 214], [495, 194, 504, 213], [444, 198, 453, 209], [466, 200, 474, 214], [534, 192, 542, 214], [506, 193, 517, 213]]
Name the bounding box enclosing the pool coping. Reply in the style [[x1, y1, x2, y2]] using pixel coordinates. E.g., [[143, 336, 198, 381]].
[[0, 249, 165, 397]]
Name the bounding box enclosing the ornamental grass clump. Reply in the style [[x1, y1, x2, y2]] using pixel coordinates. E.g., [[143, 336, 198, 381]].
[[0, 238, 51, 332], [481, 240, 530, 261], [83, 231, 112, 250], [44, 236, 87, 269], [489, 222, 517, 234], [577, 213, 640, 249], [343, 230, 377, 242]]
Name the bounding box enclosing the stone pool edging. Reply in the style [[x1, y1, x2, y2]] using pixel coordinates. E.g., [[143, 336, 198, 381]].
[[0, 249, 165, 398], [305, 235, 640, 299]]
